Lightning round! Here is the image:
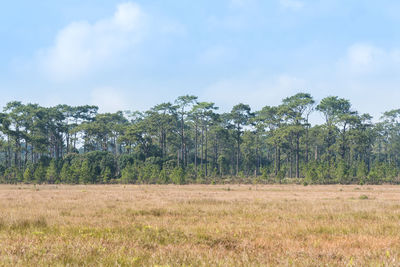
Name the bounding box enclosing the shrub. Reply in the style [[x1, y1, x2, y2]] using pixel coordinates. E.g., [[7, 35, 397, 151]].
[[170, 167, 185, 185], [121, 164, 138, 184]]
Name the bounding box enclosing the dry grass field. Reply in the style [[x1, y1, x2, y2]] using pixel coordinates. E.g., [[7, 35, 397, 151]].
[[1, 184, 400, 266]]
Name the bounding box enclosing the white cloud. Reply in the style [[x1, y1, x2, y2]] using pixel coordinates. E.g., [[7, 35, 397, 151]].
[[38, 2, 145, 82], [279, 0, 304, 10], [328, 43, 400, 118], [201, 73, 306, 112], [90, 87, 129, 112], [229, 0, 260, 9], [344, 44, 381, 73], [199, 42, 400, 122], [338, 43, 400, 75], [229, 0, 246, 8], [198, 45, 236, 65]]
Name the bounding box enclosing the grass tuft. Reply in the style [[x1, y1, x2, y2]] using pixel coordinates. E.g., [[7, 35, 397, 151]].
[[9, 217, 47, 231]]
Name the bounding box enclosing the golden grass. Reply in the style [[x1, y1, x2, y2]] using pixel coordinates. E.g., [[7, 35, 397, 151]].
[[1, 184, 400, 266]]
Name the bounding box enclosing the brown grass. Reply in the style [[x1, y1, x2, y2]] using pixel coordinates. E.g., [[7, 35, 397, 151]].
[[1, 184, 400, 266]]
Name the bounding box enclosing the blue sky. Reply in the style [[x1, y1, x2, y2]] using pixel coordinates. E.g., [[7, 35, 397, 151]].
[[1, 0, 400, 121]]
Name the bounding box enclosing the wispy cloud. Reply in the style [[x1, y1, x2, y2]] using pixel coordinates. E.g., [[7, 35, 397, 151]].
[[200, 42, 400, 121], [201, 73, 306, 112], [339, 43, 400, 75], [90, 87, 129, 112], [279, 0, 304, 10], [229, 0, 247, 8], [197, 45, 236, 65], [229, 0, 257, 8], [38, 2, 145, 82]]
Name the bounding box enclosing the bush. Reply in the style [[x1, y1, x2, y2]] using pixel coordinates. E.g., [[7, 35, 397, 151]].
[[356, 161, 368, 181], [158, 169, 169, 184], [305, 162, 318, 184], [170, 167, 185, 185], [34, 164, 47, 184], [335, 160, 350, 184], [121, 164, 138, 184], [23, 164, 35, 183], [102, 167, 112, 184], [46, 159, 59, 184]]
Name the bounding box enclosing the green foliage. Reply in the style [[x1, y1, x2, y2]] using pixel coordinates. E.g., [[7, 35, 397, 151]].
[[4, 167, 21, 184], [305, 162, 319, 184], [85, 151, 117, 183], [366, 162, 396, 184], [121, 164, 138, 184], [385, 163, 398, 181], [276, 169, 286, 182], [23, 164, 34, 183], [316, 161, 332, 182], [170, 167, 185, 185], [60, 162, 73, 184], [80, 159, 93, 184], [158, 169, 169, 184], [46, 160, 59, 184], [70, 158, 82, 184], [117, 154, 135, 171], [34, 164, 47, 184], [102, 167, 112, 184], [0, 95, 399, 185], [136, 163, 160, 184], [367, 166, 380, 184], [356, 161, 368, 184], [335, 160, 350, 184]]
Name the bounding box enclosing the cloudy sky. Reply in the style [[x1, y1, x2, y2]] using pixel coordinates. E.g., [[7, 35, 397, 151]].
[[1, 0, 400, 120]]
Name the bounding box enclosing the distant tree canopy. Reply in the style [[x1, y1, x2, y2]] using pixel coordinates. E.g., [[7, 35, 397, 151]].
[[0, 94, 399, 184]]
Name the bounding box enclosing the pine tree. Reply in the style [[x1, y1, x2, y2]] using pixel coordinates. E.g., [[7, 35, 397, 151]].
[[23, 164, 34, 183], [356, 161, 368, 184], [171, 167, 185, 185], [159, 169, 169, 184], [60, 163, 70, 184], [102, 167, 112, 184], [34, 164, 47, 184], [46, 160, 59, 184], [70, 160, 82, 184], [80, 159, 92, 184], [121, 164, 138, 184]]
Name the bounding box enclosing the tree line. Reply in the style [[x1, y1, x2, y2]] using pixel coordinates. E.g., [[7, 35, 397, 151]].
[[0, 93, 399, 185]]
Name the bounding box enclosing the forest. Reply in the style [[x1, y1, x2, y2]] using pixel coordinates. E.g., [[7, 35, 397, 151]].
[[0, 93, 399, 185]]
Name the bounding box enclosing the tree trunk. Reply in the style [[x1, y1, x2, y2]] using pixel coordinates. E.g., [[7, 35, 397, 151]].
[[296, 133, 300, 178], [194, 122, 198, 176], [181, 112, 184, 168], [305, 127, 309, 163], [275, 146, 281, 176], [66, 131, 70, 153], [201, 126, 204, 173], [205, 126, 208, 177], [236, 126, 240, 176], [214, 134, 218, 174], [289, 150, 292, 178], [24, 140, 28, 166]]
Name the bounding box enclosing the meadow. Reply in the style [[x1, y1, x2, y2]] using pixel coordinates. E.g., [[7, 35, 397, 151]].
[[1, 184, 400, 266]]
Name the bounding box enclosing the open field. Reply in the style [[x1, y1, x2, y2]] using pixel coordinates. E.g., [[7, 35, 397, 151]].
[[1, 185, 400, 266]]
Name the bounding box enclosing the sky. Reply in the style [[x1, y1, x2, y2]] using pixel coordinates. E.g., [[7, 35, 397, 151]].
[[1, 0, 400, 121]]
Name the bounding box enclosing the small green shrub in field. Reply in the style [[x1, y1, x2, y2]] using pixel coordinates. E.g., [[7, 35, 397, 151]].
[[170, 167, 185, 185]]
